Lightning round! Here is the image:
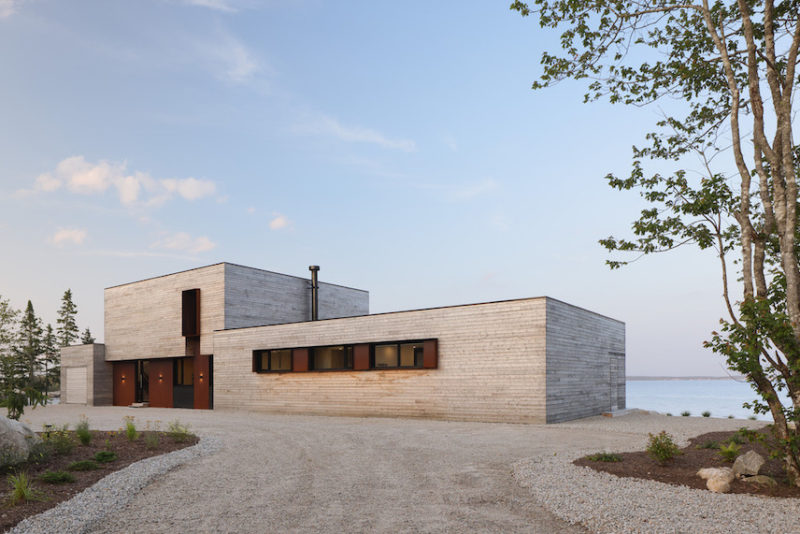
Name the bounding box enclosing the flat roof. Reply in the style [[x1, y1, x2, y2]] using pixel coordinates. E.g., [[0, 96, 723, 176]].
[[104, 262, 368, 293], [217, 295, 624, 332]]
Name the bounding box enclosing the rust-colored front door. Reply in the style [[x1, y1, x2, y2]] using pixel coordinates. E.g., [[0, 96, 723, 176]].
[[113, 361, 136, 406]]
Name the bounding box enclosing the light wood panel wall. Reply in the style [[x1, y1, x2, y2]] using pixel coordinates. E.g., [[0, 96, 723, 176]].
[[60, 344, 111, 406]]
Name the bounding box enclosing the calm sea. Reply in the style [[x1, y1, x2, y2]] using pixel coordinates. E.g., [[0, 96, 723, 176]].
[[626, 378, 792, 421]]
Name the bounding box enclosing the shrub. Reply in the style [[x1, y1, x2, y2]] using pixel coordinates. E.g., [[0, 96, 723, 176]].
[[696, 440, 720, 450], [75, 417, 91, 446], [144, 432, 160, 450], [94, 451, 116, 463], [39, 471, 75, 484], [728, 415, 734, 419], [167, 420, 193, 443], [748, 415, 757, 420], [646, 431, 681, 465], [43, 425, 74, 455], [67, 460, 99, 472], [586, 452, 622, 462], [123, 416, 138, 441], [26, 442, 53, 465], [666, 413, 673, 417], [7, 472, 44, 505], [718, 442, 741, 462], [681, 411, 691, 417], [702, 411, 711, 418]]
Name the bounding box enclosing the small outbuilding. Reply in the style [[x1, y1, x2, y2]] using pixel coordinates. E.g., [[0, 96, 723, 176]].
[[61, 262, 625, 423]]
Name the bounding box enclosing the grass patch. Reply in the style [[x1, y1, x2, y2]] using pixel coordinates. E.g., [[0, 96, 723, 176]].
[[75, 417, 91, 446], [93, 451, 117, 463], [7, 473, 44, 505]]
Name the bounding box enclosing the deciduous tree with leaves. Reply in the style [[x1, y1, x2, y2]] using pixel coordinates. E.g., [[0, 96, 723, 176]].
[[512, 0, 800, 483]]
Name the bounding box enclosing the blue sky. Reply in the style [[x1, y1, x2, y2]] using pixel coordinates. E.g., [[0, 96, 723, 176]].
[[0, 0, 735, 376]]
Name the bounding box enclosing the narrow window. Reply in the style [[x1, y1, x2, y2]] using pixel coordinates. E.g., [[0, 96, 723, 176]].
[[174, 358, 193, 386], [181, 289, 200, 337], [310, 345, 353, 370], [399, 343, 424, 368], [374, 344, 398, 368], [253, 349, 294, 372]]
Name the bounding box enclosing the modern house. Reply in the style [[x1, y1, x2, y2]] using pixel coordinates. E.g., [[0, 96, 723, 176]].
[[61, 262, 625, 423]]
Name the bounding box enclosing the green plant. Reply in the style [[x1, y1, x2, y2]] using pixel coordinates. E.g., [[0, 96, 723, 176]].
[[666, 413, 672, 417], [702, 411, 711, 418], [39, 471, 75, 484], [144, 432, 160, 450], [167, 420, 193, 443], [719, 442, 741, 462], [681, 411, 691, 417], [646, 431, 681, 465], [7, 472, 44, 505], [75, 416, 91, 445], [94, 450, 116, 463], [67, 460, 99, 471], [26, 441, 53, 465], [728, 415, 734, 419], [43, 425, 74, 455], [696, 440, 720, 450], [123, 416, 138, 441], [748, 416, 757, 421], [586, 452, 622, 462]]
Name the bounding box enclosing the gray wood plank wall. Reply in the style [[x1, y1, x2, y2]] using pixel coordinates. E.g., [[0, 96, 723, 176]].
[[545, 298, 625, 423], [212, 298, 548, 423], [60, 343, 111, 406]]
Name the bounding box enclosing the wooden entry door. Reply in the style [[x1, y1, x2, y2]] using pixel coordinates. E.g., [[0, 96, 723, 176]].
[[113, 362, 136, 406]]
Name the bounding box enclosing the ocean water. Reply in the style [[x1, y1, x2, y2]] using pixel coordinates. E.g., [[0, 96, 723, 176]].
[[626, 378, 792, 421]]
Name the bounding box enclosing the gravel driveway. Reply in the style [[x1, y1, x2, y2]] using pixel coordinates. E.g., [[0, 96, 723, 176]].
[[18, 406, 770, 533]]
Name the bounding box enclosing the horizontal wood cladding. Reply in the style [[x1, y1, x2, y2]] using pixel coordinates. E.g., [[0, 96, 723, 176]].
[[105, 264, 225, 361], [212, 299, 548, 423], [59, 344, 111, 406], [545, 298, 626, 423]]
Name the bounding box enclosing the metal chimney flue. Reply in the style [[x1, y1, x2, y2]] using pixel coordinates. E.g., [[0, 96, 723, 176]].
[[309, 265, 320, 321]]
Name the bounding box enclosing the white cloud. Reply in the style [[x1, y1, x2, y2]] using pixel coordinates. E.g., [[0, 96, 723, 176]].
[[294, 115, 416, 152], [49, 228, 87, 247], [151, 232, 216, 254], [183, 0, 237, 12], [0, 0, 19, 18], [199, 33, 260, 84], [19, 156, 217, 206], [269, 213, 289, 230]]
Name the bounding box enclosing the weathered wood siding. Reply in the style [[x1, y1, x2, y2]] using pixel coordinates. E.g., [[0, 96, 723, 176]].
[[105, 264, 226, 361], [545, 298, 625, 423], [224, 263, 368, 329], [213, 298, 548, 423], [60, 344, 111, 406]]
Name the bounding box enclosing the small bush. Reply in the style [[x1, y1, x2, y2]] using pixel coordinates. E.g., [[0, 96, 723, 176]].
[[728, 415, 734, 419], [702, 411, 711, 418], [123, 416, 138, 441], [7, 472, 44, 505], [718, 442, 741, 462], [681, 411, 691, 417], [94, 450, 117, 463], [167, 420, 193, 443], [39, 471, 75, 484], [26, 442, 54, 465], [67, 460, 99, 472], [586, 452, 622, 462], [666, 413, 673, 417], [144, 432, 160, 450], [748, 415, 757, 420], [646, 431, 681, 465], [43, 425, 74, 456], [75, 417, 91, 446], [727, 433, 745, 445], [696, 440, 720, 450]]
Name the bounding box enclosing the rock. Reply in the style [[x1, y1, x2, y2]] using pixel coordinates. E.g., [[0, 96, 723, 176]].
[[0, 416, 41, 466], [733, 450, 765, 478], [741, 474, 777, 487], [697, 467, 735, 493]]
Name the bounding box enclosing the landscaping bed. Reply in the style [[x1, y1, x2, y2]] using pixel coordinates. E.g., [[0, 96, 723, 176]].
[[575, 426, 800, 498], [0, 422, 198, 533]]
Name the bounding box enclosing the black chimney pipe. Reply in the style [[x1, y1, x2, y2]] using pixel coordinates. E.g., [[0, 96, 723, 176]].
[[309, 265, 319, 321]]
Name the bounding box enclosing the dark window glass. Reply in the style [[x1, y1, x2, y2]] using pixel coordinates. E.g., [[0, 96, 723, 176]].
[[374, 344, 398, 368], [400, 343, 424, 368], [311, 346, 353, 370], [174, 358, 193, 385], [270, 349, 292, 371]]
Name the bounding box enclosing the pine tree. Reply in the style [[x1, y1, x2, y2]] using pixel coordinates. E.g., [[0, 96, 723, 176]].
[[16, 301, 43, 385], [0, 295, 18, 358], [80, 327, 95, 344], [1, 300, 46, 419], [42, 323, 59, 395], [56, 289, 79, 347]]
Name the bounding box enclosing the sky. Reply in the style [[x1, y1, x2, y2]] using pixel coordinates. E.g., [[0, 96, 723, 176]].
[[0, 0, 738, 376]]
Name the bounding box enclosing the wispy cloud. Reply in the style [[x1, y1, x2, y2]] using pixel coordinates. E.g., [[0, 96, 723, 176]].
[[293, 115, 416, 152], [269, 213, 289, 230], [18, 156, 217, 206], [0, 0, 19, 18], [49, 228, 87, 247], [182, 0, 238, 12], [198, 32, 261, 84], [151, 231, 216, 254]]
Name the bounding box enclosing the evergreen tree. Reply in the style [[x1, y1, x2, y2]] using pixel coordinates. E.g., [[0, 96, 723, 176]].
[[42, 323, 59, 395], [2, 300, 45, 420], [56, 289, 79, 347], [80, 327, 95, 344], [16, 301, 43, 385], [0, 295, 18, 358]]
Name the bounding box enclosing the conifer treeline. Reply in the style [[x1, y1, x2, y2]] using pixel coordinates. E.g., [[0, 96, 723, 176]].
[[0, 290, 92, 419]]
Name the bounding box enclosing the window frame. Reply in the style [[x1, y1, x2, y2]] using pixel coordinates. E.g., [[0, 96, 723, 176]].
[[252, 349, 294, 373]]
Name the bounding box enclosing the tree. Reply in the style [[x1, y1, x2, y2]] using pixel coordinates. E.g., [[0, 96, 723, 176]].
[[80, 327, 95, 345], [0, 295, 17, 359], [16, 301, 43, 387], [512, 0, 800, 484], [42, 323, 59, 395], [3, 300, 45, 420], [56, 289, 79, 347]]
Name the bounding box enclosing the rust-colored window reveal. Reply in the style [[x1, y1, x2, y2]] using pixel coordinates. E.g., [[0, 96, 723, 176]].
[[181, 289, 200, 337], [251, 339, 437, 373]]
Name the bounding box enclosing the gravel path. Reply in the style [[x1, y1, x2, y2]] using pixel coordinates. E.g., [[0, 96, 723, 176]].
[[14, 406, 798, 534]]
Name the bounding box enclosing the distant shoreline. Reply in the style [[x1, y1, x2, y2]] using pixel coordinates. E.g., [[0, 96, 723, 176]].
[[627, 376, 746, 381]]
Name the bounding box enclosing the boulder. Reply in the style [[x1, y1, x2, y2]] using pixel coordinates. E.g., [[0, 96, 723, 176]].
[[0, 416, 41, 466], [733, 450, 765, 478], [697, 467, 735, 493], [741, 475, 777, 487]]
